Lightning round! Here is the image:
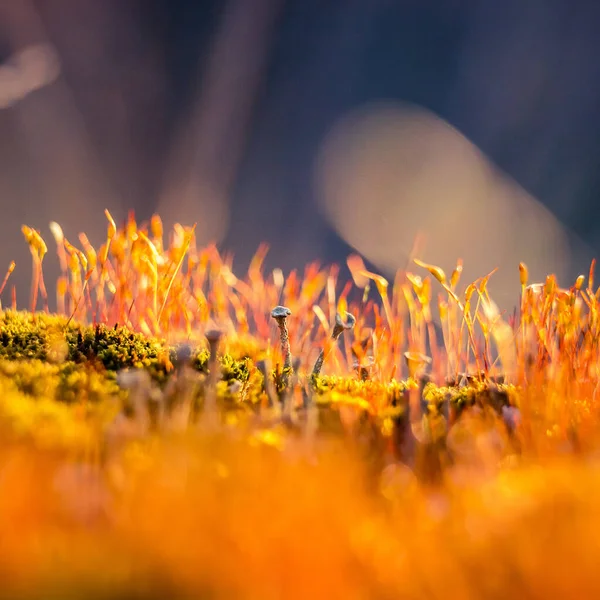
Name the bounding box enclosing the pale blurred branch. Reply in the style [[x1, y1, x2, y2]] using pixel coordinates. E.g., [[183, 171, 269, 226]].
[[158, 0, 284, 242]]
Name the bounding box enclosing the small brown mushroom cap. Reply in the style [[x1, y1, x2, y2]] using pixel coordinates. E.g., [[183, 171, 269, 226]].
[[173, 342, 194, 365], [205, 329, 223, 344], [271, 306, 292, 320], [335, 311, 356, 330]]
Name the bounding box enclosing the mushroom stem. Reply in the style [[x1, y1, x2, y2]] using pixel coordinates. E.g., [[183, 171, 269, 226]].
[[312, 312, 356, 377], [281, 356, 302, 425], [271, 306, 293, 387], [203, 329, 223, 429], [256, 358, 279, 418], [163, 343, 197, 432]]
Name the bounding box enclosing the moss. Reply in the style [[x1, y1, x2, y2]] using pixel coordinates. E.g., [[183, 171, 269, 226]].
[[272, 364, 293, 395], [0, 311, 169, 377], [0, 310, 253, 389], [0, 361, 97, 452], [0, 309, 521, 450], [0, 358, 121, 404], [191, 349, 251, 384], [422, 380, 519, 415]]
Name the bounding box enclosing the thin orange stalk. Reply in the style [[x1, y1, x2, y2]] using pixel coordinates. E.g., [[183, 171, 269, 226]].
[[66, 269, 94, 328], [0, 261, 16, 299], [158, 224, 197, 326]]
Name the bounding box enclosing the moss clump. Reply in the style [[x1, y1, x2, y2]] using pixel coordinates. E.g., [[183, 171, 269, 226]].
[[190, 349, 251, 384], [0, 311, 254, 391], [68, 323, 169, 380], [0, 362, 97, 452], [0, 310, 169, 377], [312, 374, 409, 397], [0, 358, 122, 405], [422, 380, 519, 415]]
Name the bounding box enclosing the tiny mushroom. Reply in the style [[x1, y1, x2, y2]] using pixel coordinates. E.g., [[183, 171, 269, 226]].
[[205, 329, 223, 359], [312, 311, 356, 377], [203, 329, 223, 428], [172, 342, 194, 369], [271, 305, 293, 372]]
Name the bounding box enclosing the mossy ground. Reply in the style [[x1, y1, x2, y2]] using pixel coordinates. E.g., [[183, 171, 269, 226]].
[[0, 310, 520, 455]]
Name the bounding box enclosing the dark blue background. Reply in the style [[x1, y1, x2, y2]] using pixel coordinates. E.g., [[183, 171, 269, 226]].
[[1, 0, 600, 294]]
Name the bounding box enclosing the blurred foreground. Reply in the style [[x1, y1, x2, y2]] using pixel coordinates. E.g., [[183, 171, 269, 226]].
[[2, 436, 600, 599]]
